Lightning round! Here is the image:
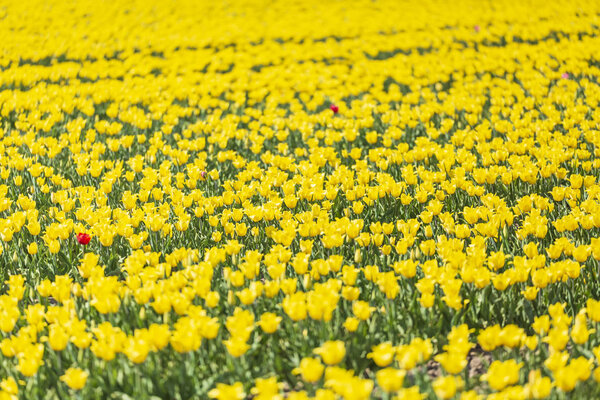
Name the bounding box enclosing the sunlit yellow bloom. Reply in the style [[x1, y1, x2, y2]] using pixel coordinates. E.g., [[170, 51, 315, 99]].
[[60, 368, 88, 390]]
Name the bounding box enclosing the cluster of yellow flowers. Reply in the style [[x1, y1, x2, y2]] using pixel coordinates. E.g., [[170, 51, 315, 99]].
[[2, 0, 600, 398]]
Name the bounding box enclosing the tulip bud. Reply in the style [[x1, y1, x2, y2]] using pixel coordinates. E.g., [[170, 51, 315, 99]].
[[354, 249, 363, 263]]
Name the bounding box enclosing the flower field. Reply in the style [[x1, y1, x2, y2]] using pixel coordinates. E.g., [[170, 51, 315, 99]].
[[2, 0, 600, 398]]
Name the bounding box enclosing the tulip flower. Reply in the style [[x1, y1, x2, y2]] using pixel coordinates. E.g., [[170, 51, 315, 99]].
[[76, 233, 91, 245]]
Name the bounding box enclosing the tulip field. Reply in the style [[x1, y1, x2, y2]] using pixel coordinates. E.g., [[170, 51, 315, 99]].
[[3, 0, 600, 398]]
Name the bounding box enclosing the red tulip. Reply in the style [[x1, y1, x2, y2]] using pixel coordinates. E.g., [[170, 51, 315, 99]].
[[330, 104, 339, 114], [474, 25, 480, 32], [561, 72, 569, 79], [77, 233, 91, 245]]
